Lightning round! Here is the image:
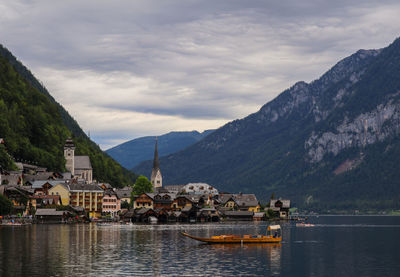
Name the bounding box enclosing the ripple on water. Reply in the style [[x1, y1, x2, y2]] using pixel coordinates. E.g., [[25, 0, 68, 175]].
[[1, 218, 400, 276]]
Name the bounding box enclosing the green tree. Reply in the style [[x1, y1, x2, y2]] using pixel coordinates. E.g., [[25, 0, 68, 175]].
[[121, 200, 129, 209], [132, 175, 153, 196], [266, 208, 275, 219], [0, 194, 13, 215]]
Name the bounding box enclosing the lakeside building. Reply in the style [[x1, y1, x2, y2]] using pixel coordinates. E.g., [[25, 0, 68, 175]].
[[115, 186, 132, 205], [134, 193, 154, 209], [102, 190, 120, 217], [35, 208, 71, 223], [68, 183, 104, 218], [269, 199, 291, 219], [217, 193, 261, 212], [48, 184, 70, 205]]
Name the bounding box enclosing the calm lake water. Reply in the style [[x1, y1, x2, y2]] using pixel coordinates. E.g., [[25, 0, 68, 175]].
[[1, 216, 400, 276]]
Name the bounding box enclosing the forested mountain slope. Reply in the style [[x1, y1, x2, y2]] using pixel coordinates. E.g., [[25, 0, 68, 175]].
[[134, 38, 400, 211], [0, 44, 136, 187]]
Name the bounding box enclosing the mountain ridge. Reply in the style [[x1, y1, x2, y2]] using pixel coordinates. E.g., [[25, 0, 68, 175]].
[[106, 130, 214, 169], [134, 37, 400, 211]]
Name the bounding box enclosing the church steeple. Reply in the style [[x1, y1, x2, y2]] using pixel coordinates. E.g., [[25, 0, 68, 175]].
[[153, 137, 160, 170], [151, 137, 162, 189]]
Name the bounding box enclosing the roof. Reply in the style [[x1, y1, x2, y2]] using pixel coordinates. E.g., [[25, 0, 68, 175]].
[[183, 194, 203, 203], [233, 194, 259, 207], [62, 172, 72, 180], [155, 187, 169, 193], [4, 185, 34, 195], [104, 190, 118, 198], [135, 208, 152, 215], [217, 194, 234, 204], [74, 156, 92, 170], [176, 195, 196, 203], [270, 199, 291, 209], [31, 180, 66, 189], [115, 187, 132, 198], [67, 183, 103, 192], [146, 193, 177, 201], [35, 209, 65, 216], [164, 185, 185, 192], [0, 174, 20, 186], [100, 183, 112, 189], [181, 206, 194, 212], [182, 183, 219, 195]]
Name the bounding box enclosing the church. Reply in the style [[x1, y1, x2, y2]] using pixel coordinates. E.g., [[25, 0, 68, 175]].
[[64, 138, 93, 184], [150, 137, 162, 190]]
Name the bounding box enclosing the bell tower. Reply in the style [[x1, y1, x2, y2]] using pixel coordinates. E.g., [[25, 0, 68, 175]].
[[64, 138, 75, 176]]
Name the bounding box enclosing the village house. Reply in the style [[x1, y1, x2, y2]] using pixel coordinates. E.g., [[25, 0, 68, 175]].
[[102, 190, 121, 217], [152, 193, 176, 211], [31, 195, 61, 209], [133, 193, 154, 209], [234, 193, 261, 212], [1, 185, 34, 215], [31, 180, 66, 196], [68, 183, 104, 218], [35, 208, 70, 223], [115, 186, 132, 205], [218, 193, 261, 212], [48, 184, 70, 206], [269, 199, 291, 218], [172, 195, 195, 210]]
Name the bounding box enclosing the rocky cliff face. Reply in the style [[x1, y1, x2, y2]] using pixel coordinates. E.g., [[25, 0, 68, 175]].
[[306, 99, 400, 163], [134, 38, 400, 211]]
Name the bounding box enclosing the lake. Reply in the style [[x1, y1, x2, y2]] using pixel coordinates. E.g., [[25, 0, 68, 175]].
[[1, 216, 399, 276]]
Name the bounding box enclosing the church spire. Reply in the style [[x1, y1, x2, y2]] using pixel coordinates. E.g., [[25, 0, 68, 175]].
[[151, 137, 162, 189], [153, 136, 160, 170]]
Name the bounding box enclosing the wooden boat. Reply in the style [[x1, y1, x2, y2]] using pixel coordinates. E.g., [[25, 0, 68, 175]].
[[181, 225, 282, 244]]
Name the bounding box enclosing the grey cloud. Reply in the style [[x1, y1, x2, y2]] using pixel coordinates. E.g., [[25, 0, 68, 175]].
[[1, 0, 400, 148]]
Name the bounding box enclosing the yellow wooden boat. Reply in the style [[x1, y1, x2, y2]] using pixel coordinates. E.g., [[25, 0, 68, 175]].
[[181, 225, 282, 244]]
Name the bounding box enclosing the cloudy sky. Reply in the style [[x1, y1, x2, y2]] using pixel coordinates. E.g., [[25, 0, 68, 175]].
[[1, 0, 399, 149]]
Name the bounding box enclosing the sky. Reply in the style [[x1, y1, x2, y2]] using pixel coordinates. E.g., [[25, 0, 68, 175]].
[[1, 0, 400, 150]]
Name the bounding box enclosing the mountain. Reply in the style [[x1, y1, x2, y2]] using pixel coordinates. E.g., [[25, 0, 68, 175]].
[[134, 38, 400, 212], [0, 44, 136, 187], [106, 130, 214, 169]]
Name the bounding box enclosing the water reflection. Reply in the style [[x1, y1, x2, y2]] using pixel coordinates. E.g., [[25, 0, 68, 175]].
[[1, 218, 400, 276]]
